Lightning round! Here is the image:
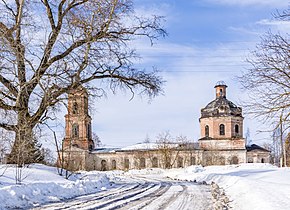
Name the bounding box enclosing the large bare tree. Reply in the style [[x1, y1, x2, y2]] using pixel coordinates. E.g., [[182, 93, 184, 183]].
[[0, 0, 165, 164], [238, 9, 290, 166]]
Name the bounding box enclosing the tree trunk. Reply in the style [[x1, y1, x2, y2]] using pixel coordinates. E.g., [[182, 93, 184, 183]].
[[279, 116, 285, 167], [7, 121, 43, 165]]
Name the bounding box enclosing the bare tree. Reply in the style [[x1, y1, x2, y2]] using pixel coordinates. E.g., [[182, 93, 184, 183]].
[[0, 0, 166, 163], [41, 147, 56, 166], [238, 9, 290, 166], [92, 132, 102, 148], [156, 131, 176, 169], [245, 128, 251, 146], [155, 132, 193, 169]]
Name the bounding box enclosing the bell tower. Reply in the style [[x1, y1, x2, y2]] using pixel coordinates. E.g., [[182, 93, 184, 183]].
[[63, 86, 94, 151], [199, 81, 245, 150]]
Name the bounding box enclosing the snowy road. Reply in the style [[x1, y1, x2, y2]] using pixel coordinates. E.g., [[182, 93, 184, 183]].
[[33, 175, 212, 210]]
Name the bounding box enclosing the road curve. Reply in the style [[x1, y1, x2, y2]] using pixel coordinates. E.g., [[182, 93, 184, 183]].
[[32, 175, 212, 210]]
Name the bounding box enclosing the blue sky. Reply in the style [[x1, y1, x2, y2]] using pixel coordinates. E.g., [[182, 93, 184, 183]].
[[47, 0, 290, 148], [88, 0, 290, 147]]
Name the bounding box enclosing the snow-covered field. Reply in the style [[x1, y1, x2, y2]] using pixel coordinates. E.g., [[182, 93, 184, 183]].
[[0, 163, 288, 209]]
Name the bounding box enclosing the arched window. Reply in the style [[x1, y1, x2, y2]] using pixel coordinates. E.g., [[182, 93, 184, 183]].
[[72, 123, 79, 138], [111, 160, 117, 170], [152, 157, 158, 168], [72, 102, 78, 114], [230, 156, 239, 164], [219, 89, 223, 97], [177, 157, 183, 168], [235, 124, 239, 134], [218, 156, 226, 165], [140, 158, 146, 169], [89, 144, 93, 151], [87, 123, 91, 138], [219, 124, 225, 135], [190, 157, 196, 165], [205, 125, 209, 137], [124, 158, 129, 169], [101, 160, 107, 171]]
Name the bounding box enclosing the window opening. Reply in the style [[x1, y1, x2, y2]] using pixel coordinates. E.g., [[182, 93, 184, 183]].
[[220, 124, 225, 135]]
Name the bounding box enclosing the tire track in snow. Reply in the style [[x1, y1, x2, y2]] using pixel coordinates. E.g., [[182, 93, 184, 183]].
[[118, 182, 172, 210], [156, 184, 187, 210], [32, 175, 212, 210], [32, 183, 140, 210], [80, 183, 157, 210]]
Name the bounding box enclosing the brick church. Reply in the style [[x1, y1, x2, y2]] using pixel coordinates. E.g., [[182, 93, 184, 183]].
[[60, 82, 270, 171]]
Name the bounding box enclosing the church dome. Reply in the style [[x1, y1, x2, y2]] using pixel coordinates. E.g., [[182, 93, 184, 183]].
[[200, 82, 242, 118], [201, 97, 242, 118]]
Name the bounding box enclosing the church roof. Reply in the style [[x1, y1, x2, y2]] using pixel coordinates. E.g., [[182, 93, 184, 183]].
[[200, 96, 242, 118], [246, 144, 270, 152]]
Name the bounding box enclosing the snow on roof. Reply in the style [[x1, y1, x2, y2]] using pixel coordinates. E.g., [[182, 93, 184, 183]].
[[119, 142, 180, 151], [92, 147, 119, 153]]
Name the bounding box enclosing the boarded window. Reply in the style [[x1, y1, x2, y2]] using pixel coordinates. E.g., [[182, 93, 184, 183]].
[[111, 160, 117, 170], [205, 125, 209, 137], [219, 124, 225, 135], [152, 157, 158, 168], [140, 158, 146, 168]]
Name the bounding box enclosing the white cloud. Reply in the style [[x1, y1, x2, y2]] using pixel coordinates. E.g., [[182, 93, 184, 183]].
[[90, 40, 270, 147], [206, 0, 289, 7], [256, 19, 290, 33]]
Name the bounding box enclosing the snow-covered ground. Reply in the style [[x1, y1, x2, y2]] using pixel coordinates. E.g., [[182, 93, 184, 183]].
[[164, 163, 290, 210], [0, 163, 288, 209], [0, 164, 110, 209]]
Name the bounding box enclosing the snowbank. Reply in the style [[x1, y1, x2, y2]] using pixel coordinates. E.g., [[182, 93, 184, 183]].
[[0, 164, 110, 209], [165, 164, 290, 210]]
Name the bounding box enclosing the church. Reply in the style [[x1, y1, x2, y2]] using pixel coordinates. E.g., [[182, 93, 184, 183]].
[[60, 81, 270, 171]]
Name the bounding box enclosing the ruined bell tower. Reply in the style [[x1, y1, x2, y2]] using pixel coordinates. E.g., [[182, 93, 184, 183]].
[[63, 86, 94, 151]]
